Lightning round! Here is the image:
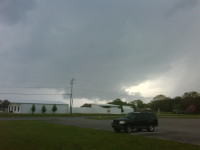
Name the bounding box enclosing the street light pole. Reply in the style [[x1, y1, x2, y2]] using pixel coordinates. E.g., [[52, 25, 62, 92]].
[[68, 78, 75, 114]]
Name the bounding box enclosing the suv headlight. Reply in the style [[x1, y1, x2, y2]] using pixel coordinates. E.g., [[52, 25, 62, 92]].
[[119, 121, 125, 124]]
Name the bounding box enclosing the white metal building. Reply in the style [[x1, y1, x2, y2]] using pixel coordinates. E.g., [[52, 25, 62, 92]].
[[73, 104, 134, 114], [8, 101, 69, 114]]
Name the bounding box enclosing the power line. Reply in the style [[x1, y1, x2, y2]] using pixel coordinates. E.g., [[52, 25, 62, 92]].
[[0, 85, 69, 89], [0, 93, 67, 95], [0, 79, 133, 99], [0, 77, 71, 82]]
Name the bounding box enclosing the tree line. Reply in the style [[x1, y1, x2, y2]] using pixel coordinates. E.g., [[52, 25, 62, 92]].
[[107, 91, 200, 114]]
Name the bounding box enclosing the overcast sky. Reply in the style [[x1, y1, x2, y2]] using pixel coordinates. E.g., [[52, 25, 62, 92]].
[[0, 0, 200, 107]]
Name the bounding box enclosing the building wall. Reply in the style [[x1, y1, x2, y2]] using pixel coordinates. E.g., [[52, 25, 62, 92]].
[[8, 104, 21, 113], [73, 107, 121, 114], [73, 105, 134, 114], [8, 103, 69, 114], [8, 102, 133, 114]]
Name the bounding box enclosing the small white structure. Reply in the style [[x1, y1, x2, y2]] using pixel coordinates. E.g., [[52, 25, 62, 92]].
[[8, 101, 69, 114], [73, 104, 133, 114]]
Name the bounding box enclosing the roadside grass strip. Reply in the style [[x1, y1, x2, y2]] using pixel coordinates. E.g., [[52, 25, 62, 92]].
[[0, 121, 200, 150], [0, 113, 123, 118]]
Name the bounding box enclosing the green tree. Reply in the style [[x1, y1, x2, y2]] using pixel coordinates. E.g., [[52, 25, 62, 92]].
[[153, 94, 167, 101], [128, 100, 145, 111], [52, 104, 57, 114], [108, 98, 127, 113], [133, 100, 144, 108], [181, 91, 200, 114], [149, 95, 173, 112], [42, 105, 46, 114], [31, 104, 36, 114], [182, 91, 200, 98], [108, 98, 127, 106], [81, 103, 92, 107], [127, 101, 137, 110]]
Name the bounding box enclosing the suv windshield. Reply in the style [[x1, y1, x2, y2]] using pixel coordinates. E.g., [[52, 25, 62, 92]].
[[125, 113, 137, 119]]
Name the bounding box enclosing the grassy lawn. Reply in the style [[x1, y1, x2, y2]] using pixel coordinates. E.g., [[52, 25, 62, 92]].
[[0, 113, 80, 117], [0, 121, 200, 150], [1, 112, 199, 120], [0, 113, 123, 118], [156, 113, 200, 119], [87, 113, 200, 120]]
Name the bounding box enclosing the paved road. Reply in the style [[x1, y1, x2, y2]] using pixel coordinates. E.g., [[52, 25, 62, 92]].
[[1, 117, 200, 146], [47, 117, 200, 146], [135, 118, 200, 146]]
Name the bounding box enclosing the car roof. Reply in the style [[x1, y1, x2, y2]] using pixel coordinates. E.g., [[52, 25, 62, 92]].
[[128, 112, 155, 116], [129, 112, 152, 114]]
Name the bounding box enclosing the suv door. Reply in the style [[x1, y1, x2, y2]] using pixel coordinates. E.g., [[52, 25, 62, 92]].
[[144, 113, 151, 128], [148, 113, 158, 126], [133, 114, 144, 128]]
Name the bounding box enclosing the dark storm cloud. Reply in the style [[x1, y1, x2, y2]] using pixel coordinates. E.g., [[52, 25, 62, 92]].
[[21, 1, 175, 100], [165, 0, 199, 17], [0, 0, 200, 105], [0, 0, 37, 24]]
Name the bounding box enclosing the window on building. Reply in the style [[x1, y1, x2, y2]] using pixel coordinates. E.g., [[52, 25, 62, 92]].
[[18, 106, 20, 112], [14, 106, 16, 111]]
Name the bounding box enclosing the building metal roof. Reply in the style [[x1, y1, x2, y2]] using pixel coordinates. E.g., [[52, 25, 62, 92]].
[[9, 100, 67, 105], [92, 103, 120, 107]]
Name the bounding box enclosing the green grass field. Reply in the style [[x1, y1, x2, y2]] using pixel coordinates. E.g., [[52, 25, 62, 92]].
[[1, 112, 199, 120], [157, 113, 200, 119], [0, 113, 123, 118], [0, 120, 199, 150], [87, 113, 200, 120]]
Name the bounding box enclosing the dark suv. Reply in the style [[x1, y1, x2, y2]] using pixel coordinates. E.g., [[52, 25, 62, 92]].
[[111, 112, 158, 133]]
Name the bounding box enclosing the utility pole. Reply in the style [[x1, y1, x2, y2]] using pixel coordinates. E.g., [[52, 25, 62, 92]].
[[68, 78, 75, 114]]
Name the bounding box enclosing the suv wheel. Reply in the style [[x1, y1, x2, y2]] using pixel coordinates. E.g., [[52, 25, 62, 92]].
[[125, 125, 132, 133], [148, 124, 154, 132]]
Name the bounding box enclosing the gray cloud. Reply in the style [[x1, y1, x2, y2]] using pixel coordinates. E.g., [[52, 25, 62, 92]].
[[0, 0, 37, 24], [0, 0, 200, 105], [165, 0, 199, 17]]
